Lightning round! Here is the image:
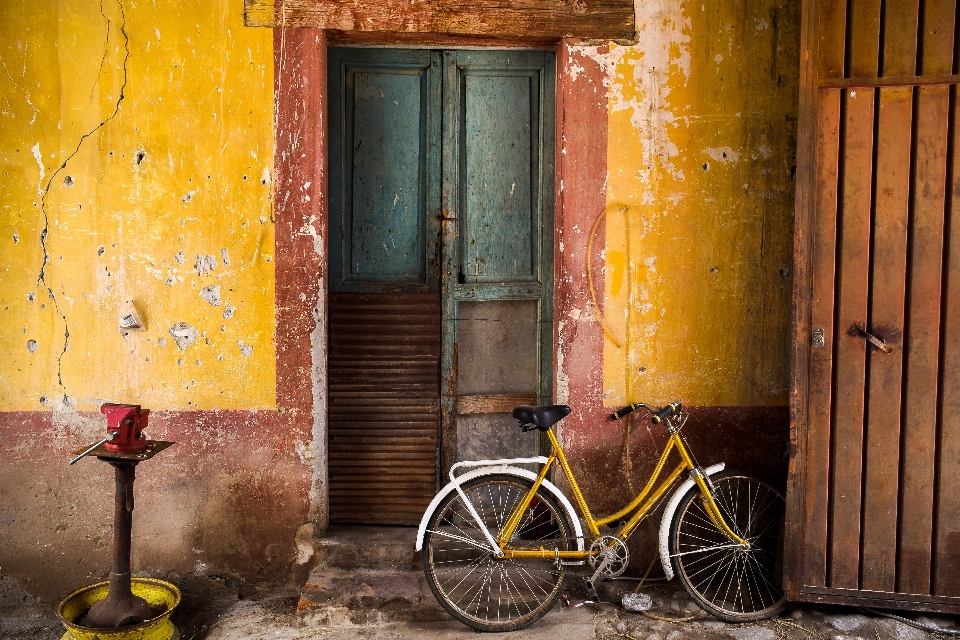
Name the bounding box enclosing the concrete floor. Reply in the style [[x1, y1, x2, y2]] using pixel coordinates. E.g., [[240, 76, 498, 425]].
[[4, 581, 957, 640]]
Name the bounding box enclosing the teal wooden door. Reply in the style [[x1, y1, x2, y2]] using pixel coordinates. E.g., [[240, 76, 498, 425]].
[[440, 50, 556, 471], [328, 48, 442, 525], [327, 48, 555, 523]]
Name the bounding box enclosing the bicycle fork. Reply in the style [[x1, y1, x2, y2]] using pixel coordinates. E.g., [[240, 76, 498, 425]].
[[690, 468, 749, 547]]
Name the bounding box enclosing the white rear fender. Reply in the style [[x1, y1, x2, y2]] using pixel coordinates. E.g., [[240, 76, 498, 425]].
[[658, 463, 726, 580], [415, 465, 584, 552]]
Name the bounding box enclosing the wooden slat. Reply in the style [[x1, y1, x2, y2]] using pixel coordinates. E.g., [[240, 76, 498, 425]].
[[898, 85, 950, 595], [881, 0, 920, 77], [934, 86, 960, 595], [920, 0, 957, 75], [819, 74, 960, 88], [243, 0, 636, 40], [860, 86, 912, 592], [848, 0, 883, 77], [817, 0, 848, 78], [456, 393, 537, 415], [805, 88, 843, 588], [830, 88, 875, 589]]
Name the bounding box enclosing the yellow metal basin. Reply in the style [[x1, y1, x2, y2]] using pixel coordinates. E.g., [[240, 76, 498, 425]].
[[57, 578, 180, 640]]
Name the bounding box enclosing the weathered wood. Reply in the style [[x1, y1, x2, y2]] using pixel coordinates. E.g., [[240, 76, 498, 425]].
[[920, 0, 957, 75], [819, 74, 960, 88], [881, 0, 919, 77], [803, 88, 842, 589], [860, 86, 912, 593], [898, 85, 949, 596], [244, 0, 635, 41], [829, 88, 875, 590], [817, 0, 847, 79], [328, 48, 441, 293], [792, 0, 960, 612], [457, 394, 538, 414], [934, 85, 960, 596], [847, 0, 882, 77]]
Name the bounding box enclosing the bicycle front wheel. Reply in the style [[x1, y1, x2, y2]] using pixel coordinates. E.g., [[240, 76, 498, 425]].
[[669, 471, 786, 621], [422, 474, 572, 632]]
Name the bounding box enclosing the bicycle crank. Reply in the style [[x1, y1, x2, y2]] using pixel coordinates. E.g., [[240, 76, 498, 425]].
[[585, 536, 630, 600]]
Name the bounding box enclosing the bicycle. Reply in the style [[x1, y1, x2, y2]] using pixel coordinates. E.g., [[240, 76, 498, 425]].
[[415, 401, 786, 632]]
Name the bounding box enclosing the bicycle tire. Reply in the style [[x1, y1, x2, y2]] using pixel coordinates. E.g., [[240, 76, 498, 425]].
[[669, 470, 786, 621], [421, 474, 572, 632]]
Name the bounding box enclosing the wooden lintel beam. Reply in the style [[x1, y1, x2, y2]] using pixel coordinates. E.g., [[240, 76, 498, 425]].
[[244, 0, 635, 41]]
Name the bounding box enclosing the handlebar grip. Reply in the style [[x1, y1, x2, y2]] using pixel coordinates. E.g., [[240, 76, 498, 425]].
[[650, 402, 682, 424], [610, 403, 644, 420]]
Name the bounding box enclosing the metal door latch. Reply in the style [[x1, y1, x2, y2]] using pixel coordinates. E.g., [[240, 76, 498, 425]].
[[812, 328, 824, 348], [855, 327, 893, 353]]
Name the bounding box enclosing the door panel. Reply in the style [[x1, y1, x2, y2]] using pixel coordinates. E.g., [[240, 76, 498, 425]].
[[329, 48, 440, 292], [462, 74, 538, 282], [327, 48, 441, 525], [790, 0, 960, 611], [440, 50, 555, 469]]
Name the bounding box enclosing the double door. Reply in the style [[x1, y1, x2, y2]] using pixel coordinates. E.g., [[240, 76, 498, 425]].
[[326, 48, 555, 525]]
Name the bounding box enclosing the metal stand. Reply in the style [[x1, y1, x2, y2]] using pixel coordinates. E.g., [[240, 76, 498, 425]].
[[69, 440, 174, 629]]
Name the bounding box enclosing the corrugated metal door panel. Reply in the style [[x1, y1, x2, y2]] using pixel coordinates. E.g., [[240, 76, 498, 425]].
[[789, 0, 960, 612], [328, 292, 440, 525]]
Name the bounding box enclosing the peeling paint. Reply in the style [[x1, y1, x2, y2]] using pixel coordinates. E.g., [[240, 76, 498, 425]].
[[200, 284, 222, 307], [169, 322, 199, 351]]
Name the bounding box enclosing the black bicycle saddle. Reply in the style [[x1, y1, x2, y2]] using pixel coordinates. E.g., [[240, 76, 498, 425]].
[[513, 405, 571, 431]]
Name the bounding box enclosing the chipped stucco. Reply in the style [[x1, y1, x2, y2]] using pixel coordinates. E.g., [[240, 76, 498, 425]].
[[562, 0, 799, 409], [0, 0, 276, 412]]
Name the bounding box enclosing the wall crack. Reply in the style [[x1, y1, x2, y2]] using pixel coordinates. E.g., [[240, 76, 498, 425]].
[[36, 0, 130, 401]]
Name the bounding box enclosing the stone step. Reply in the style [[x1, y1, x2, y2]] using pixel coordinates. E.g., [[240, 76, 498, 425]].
[[297, 568, 447, 625], [312, 525, 421, 572]]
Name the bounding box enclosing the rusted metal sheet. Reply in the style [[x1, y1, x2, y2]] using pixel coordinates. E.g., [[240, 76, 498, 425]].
[[243, 0, 636, 41], [790, 0, 960, 613], [328, 292, 440, 525]]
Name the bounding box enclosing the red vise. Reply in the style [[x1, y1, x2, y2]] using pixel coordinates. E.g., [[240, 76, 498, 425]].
[[100, 404, 149, 453]]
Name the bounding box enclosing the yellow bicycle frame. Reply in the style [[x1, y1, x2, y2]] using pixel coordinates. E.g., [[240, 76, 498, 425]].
[[497, 427, 747, 559]]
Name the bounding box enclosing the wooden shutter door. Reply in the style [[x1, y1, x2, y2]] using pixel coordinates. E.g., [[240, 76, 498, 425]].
[[789, 0, 960, 611], [327, 48, 442, 525]]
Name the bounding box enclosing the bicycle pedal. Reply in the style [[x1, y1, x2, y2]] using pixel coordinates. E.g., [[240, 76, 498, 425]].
[[584, 579, 599, 602], [560, 560, 585, 566]]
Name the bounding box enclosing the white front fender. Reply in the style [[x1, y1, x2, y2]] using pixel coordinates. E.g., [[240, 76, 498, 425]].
[[415, 465, 585, 552], [658, 463, 726, 580]]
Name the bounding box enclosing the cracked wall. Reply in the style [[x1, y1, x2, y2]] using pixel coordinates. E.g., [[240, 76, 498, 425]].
[[1, 0, 276, 411], [0, 0, 316, 605]]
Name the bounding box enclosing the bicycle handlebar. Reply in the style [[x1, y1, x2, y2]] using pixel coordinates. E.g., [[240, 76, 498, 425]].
[[650, 402, 682, 424], [610, 403, 644, 420]]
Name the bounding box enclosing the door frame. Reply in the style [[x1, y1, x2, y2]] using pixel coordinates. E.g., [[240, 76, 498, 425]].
[[273, 29, 591, 532]]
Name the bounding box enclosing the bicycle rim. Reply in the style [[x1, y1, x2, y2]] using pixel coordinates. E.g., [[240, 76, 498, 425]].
[[670, 472, 786, 621], [422, 475, 570, 632]]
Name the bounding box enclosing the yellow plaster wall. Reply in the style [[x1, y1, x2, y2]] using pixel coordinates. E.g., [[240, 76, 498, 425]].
[[594, 0, 799, 407], [0, 0, 276, 411]]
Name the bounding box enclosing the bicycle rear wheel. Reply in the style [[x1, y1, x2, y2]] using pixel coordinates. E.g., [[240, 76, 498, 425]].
[[669, 471, 786, 621], [421, 474, 572, 632]]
